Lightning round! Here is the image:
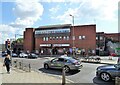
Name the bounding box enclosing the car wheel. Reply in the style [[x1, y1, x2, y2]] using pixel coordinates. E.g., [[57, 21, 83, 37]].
[[64, 66, 70, 73], [44, 64, 49, 69], [100, 72, 111, 81]]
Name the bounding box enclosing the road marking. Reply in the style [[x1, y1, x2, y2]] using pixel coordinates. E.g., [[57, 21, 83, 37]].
[[33, 68, 74, 83]]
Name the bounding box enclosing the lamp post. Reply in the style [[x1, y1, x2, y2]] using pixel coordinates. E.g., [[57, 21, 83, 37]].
[[70, 14, 75, 57], [15, 34, 23, 41]]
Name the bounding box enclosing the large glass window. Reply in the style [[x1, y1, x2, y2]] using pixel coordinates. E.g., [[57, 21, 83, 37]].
[[35, 28, 70, 35]]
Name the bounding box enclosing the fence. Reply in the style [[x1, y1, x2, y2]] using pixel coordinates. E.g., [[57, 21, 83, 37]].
[[12, 59, 31, 72]]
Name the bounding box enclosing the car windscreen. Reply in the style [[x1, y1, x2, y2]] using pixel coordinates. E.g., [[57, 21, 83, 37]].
[[114, 64, 120, 68]]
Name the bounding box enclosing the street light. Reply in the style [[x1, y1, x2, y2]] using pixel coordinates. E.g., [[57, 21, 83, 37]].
[[15, 34, 23, 41], [69, 14, 75, 57]]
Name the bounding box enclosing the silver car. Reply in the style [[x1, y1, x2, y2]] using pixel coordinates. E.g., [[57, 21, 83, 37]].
[[96, 64, 120, 81], [44, 56, 83, 72], [19, 53, 28, 58]]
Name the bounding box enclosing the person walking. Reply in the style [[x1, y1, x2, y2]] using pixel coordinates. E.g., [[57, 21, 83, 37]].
[[4, 54, 11, 74]]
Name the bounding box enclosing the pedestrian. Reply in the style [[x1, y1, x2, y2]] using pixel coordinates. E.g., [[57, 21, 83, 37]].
[[3, 54, 11, 74], [118, 57, 120, 64], [61, 52, 68, 57]]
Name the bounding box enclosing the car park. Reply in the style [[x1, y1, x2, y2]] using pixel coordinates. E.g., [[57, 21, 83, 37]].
[[19, 53, 28, 58], [2, 51, 7, 57], [96, 64, 120, 81], [27, 53, 38, 59], [110, 53, 117, 57], [11, 53, 18, 57], [44, 56, 83, 73]]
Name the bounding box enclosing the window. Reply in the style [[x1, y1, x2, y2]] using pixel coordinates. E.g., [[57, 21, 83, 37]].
[[96, 37, 98, 40], [63, 36, 66, 40], [79, 35, 86, 40], [46, 37, 48, 41], [83, 36, 85, 39], [59, 36, 62, 40], [53, 37, 55, 40], [43, 37, 45, 41], [49, 37, 52, 40], [67, 36, 69, 40], [73, 36, 75, 40], [79, 36, 82, 39], [58, 58, 64, 62], [100, 36, 103, 40]]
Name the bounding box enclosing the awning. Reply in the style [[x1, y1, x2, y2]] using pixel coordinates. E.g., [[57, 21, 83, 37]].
[[40, 44, 51, 47], [53, 44, 70, 47]]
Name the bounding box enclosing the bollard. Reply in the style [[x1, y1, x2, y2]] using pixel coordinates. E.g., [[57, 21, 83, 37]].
[[115, 77, 120, 85], [62, 68, 66, 85], [19, 62, 22, 69], [23, 65, 26, 71], [29, 64, 31, 72], [14, 60, 17, 68], [21, 60, 23, 70]]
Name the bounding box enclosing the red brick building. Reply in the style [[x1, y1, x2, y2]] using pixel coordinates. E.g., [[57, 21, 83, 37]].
[[105, 33, 120, 42], [96, 32, 120, 49], [24, 24, 96, 55]]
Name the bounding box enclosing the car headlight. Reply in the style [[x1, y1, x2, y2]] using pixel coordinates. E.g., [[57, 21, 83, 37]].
[[97, 67, 101, 71]]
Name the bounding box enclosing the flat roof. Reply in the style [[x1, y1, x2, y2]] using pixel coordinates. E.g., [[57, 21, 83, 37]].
[[36, 24, 71, 30], [35, 24, 96, 30]]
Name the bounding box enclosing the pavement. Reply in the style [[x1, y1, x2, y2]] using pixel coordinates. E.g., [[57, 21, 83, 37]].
[[0, 58, 70, 84]]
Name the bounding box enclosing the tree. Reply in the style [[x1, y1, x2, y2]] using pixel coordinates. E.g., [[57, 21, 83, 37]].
[[16, 38, 23, 43]]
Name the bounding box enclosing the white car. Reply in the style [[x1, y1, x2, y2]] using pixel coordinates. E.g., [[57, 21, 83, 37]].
[[12, 53, 18, 57], [19, 53, 28, 58]]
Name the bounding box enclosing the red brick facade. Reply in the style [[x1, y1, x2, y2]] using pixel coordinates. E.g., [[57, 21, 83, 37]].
[[23, 28, 35, 52], [24, 24, 96, 54], [105, 33, 120, 42]]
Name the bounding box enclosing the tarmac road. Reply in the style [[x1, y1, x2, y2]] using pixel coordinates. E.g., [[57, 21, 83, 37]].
[[10, 57, 116, 85]]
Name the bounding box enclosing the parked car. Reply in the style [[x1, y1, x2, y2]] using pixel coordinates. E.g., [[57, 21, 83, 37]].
[[96, 64, 120, 81], [110, 53, 117, 57], [19, 53, 28, 58], [27, 53, 38, 59], [11, 53, 18, 57], [2, 51, 7, 57], [44, 56, 83, 73]]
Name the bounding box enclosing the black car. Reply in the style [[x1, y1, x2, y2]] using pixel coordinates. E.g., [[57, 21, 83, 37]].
[[27, 53, 38, 59], [2, 51, 7, 57], [96, 64, 120, 81]]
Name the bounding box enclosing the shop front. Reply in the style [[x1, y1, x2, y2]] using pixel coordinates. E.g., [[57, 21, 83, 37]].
[[39, 44, 70, 55]]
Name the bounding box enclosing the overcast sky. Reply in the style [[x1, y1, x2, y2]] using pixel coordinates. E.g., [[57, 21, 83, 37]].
[[0, 0, 119, 44]]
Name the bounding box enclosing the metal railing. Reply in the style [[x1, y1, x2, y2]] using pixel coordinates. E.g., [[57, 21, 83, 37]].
[[12, 59, 31, 72]]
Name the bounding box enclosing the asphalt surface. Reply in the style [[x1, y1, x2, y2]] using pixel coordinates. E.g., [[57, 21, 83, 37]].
[[8, 57, 116, 85]]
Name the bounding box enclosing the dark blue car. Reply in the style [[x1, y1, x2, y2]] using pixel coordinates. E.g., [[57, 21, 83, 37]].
[[96, 64, 120, 81]]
